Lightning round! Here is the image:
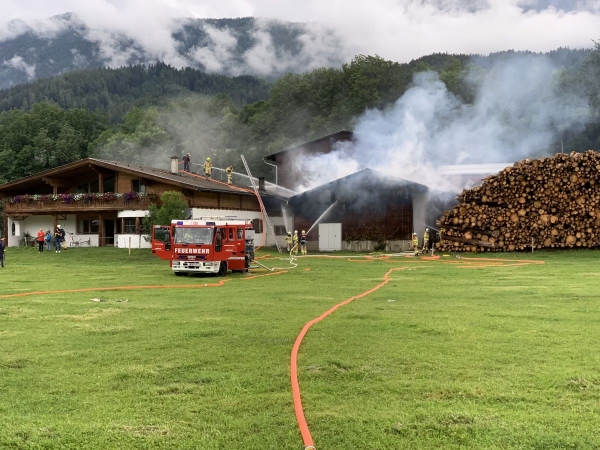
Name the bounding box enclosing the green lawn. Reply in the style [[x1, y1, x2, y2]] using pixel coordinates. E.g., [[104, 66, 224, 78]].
[[1, 247, 600, 449]]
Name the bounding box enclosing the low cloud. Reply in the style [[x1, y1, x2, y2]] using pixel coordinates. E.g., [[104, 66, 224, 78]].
[[0, 1, 597, 80], [3, 55, 36, 80]]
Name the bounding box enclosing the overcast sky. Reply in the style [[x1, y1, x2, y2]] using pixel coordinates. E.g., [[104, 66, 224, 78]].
[[1, 0, 599, 65]]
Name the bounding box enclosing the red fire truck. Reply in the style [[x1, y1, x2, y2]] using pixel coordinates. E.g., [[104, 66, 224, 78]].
[[151, 219, 254, 276]]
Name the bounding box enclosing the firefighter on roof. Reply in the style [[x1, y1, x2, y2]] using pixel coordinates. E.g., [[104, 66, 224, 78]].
[[226, 165, 233, 185], [412, 232, 419, 256], [422, 228, 430, 253], [204, 157, 212, 179], [292, 230, 299, 255], [285, 231, 293, 252], [300, 230, 307, 255]]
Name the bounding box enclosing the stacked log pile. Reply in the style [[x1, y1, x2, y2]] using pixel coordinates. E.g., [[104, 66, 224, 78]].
[[436, 150, 600, 252]]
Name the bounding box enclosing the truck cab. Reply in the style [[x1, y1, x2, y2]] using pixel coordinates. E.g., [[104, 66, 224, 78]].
[[151, 219, 253, 276]]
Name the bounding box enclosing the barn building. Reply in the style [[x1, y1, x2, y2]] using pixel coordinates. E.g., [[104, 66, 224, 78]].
[[288, 168, 427, 252], [265, 130, 513, 252]]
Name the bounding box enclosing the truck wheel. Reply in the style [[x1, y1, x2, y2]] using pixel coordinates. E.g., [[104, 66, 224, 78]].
[[174, 272, 183, 277], [217, 262, 227, 277]]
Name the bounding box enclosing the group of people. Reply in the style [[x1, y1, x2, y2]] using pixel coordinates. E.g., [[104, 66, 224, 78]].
[[412, 228, 432, 256], [180, 153, 234, 185], [285, 230, 307, 255], [34, 225, 66, 253]]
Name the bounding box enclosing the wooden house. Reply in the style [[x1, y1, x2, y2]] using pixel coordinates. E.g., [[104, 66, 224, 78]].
[[0, 157, 291, 248]]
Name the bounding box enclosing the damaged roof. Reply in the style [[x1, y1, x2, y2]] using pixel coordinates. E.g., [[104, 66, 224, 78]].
[[288, 168, 428, 206], [263, 129, 353, 162]]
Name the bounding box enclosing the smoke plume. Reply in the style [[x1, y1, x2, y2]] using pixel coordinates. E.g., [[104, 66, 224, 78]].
[[295, 54, 590, 192]]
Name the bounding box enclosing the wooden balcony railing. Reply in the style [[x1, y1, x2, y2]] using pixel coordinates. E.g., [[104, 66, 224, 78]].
[[4, 196, 155, 214]]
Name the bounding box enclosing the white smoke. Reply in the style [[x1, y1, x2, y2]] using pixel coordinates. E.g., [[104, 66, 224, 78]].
[[295, 54, 590, 192]]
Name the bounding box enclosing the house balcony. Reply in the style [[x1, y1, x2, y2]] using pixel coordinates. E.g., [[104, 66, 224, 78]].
[[3, 193, 157, 215]]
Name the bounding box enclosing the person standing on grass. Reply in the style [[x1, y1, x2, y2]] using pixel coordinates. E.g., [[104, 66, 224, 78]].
[[300, 230, 307, 255], [36, 228, 45, 253], [292, 230, 299, 255], [422, 228, 430, 253], [412, 232, 419, 256], [54, 225, 65, 253], [45, 230, 52, 251], [0, 237, 5, 268]]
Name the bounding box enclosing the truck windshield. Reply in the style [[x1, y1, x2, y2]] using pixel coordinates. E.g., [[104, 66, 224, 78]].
[[174, 227, 213, 244]]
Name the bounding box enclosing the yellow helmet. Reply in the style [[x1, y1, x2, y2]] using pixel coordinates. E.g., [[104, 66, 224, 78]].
[[302, 230, 305, 234], [206, 157, 211, 161]]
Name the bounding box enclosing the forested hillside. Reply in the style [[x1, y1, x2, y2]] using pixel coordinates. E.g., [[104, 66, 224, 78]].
[[0, 63, 270, 123], [0, 45, 598, 186]]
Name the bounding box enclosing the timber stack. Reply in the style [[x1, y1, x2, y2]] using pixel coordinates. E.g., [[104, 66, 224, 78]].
[[436, 150, 600, 252]]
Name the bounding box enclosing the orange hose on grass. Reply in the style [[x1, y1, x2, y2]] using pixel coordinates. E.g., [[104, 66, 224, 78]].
[[289, 255, 545, 448], [290, 266, 408, 449], [0, 270, 286, 299]]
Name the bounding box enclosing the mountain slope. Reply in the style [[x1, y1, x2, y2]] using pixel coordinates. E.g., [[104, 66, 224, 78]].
[[0, 14, 345, 89]]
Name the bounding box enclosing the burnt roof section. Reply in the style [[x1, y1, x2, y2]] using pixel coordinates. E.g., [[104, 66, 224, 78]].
[[288, 168, 427, 206], [263, 129, 354, 162], [0, 158, 290, 199]]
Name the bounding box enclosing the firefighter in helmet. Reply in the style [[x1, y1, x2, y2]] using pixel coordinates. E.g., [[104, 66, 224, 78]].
[[422, 228, 430, 253], [292, 230, 299, 255], [226, 165, 233, 185], [300, 230, 307, 255], [412, 232, 419, 256], [204, 157, 212, 179], [285, 231, 293, 252]]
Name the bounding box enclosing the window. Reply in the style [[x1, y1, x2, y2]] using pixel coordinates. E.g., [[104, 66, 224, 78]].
[[77, 179, 105, 193], [79, 219, 99, 234], [237, 228, 243, 240], [266, 209, 282, 217], [173, 227, 213, 244], [252, 219, 263, 234], [104, 177, 115, 193], [274, 225, 286, 235], [132, 180, 146, 193], [228, 228, 233, 240], [123, 218, 136, 233]]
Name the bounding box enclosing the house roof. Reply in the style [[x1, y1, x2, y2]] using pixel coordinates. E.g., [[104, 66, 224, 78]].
[[288, 168, 427, 205], [263, 129, 354, 162], [0, 158, 293, 199]]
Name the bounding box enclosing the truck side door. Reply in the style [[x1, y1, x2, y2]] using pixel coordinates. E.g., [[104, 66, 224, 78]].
[[151, 225, 172, 260]]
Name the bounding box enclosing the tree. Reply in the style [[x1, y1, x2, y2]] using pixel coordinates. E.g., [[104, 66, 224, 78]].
[[142, 191, 189, 234]]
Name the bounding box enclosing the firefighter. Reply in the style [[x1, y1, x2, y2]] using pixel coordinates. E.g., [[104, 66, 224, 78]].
[[226, 165, 233, 185], [412, 232, 419, 256], [285, 231, 293, 252], [422, 228, 430, 253], [204, 157, 212, 179], [292, 230, 299, 255], [300, 230, 307, 255]]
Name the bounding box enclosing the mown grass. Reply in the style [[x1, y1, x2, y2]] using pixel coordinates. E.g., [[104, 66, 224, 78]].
[[1, 247, 600, 449]]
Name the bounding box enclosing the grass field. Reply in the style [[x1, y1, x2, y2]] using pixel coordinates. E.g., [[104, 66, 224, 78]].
[[1, 247, 600, 449]]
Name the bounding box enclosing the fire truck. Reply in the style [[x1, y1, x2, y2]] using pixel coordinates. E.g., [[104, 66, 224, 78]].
[[151, 218, 255, 276]]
